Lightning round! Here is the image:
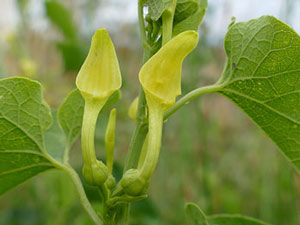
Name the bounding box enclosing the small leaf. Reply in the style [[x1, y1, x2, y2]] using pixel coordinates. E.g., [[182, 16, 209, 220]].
[[102, 90, 122, 112], [217, 16, 300, 173], [58, 89, 121, 149], [173, 0, 207, 36], [146, 0, 173, 21], [185, 202, 208, 225], [207, 215, 270, 225], [174, 0, 200, 23], [58, 89, 84, 149], [45, 111, 66, 161], [45, 0, 77, 40], [0, 77, 53, 195]]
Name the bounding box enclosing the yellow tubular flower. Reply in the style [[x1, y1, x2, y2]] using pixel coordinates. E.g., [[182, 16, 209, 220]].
[[120, 31, 198, 196], [139, 30, 199, 111], [76, 29, 122, 101], [76, 29, 122, 186]]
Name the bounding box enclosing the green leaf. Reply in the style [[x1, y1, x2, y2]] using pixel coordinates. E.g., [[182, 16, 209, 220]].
[[207, 215, 270, 225], [217, 15, 300, 173], [102, 90, 122, 112], [45, 0, 77, 40], [146, 0, 173, 21], [185, 202, 208, 225], [173, 0, 207, 36], [45, 111, 66, 161], [174, 0, 200, 23], [58, 89, 121, 149], [58, 89, 84, 149], [0, 77, 53, 195]]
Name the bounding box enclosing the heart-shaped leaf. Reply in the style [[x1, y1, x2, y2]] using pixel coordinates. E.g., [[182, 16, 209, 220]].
[[217, 16, 300, 173], [0, 77, 53, 195]]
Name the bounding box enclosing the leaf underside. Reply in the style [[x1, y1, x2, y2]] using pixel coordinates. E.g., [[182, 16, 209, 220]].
[[58, 89, 84, 149], [45, 111, 66, 161], [218, 15, 300, 173], [146, 0, 173, 21], [0, 77, 53, 195]]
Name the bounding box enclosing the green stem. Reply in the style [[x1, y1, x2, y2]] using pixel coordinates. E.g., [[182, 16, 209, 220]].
[[63, 144, 71, 164], [45, 155, 102, 225], [118, 1, 154, 224], [123, 122, 148, 171], [162, 0, 176, 46], [162, 12, 173, 45], [63, 165, 104, 224], [164, 84, 222, 120], [138, 0, 151, 50], [123, 37, 152, 173]]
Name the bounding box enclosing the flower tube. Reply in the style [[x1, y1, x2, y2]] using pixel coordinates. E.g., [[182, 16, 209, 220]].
[[76, 29, 122, 186], [121, 30, 198, 196]]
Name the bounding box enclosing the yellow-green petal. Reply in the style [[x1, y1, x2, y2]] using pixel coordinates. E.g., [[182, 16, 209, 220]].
[[139, 30, 198, 110], [76, 28, 122, 101]]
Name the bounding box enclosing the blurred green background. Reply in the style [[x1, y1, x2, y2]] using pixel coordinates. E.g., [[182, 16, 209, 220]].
[[0, 0, 299, 224]]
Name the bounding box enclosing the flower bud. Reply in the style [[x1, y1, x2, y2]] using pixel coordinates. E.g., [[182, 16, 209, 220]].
[[105, 108, 117, 174], [82, 160, 108, 186], [105, 175, 116, 189], [120, 169, 149, 196]]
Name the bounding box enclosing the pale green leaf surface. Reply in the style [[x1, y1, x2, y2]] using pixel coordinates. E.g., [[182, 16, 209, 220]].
[[0, 77, 53, 195], [185, 202, 208, 225], [58, 89, 84, 148], [146, 0, 173, 21], [218, 15, 300, 172], [45, 111, 66, 161], [207, 215, 269, 225]]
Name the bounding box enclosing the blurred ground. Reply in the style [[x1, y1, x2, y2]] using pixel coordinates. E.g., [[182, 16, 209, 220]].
[[0, 0, 299, 225]]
